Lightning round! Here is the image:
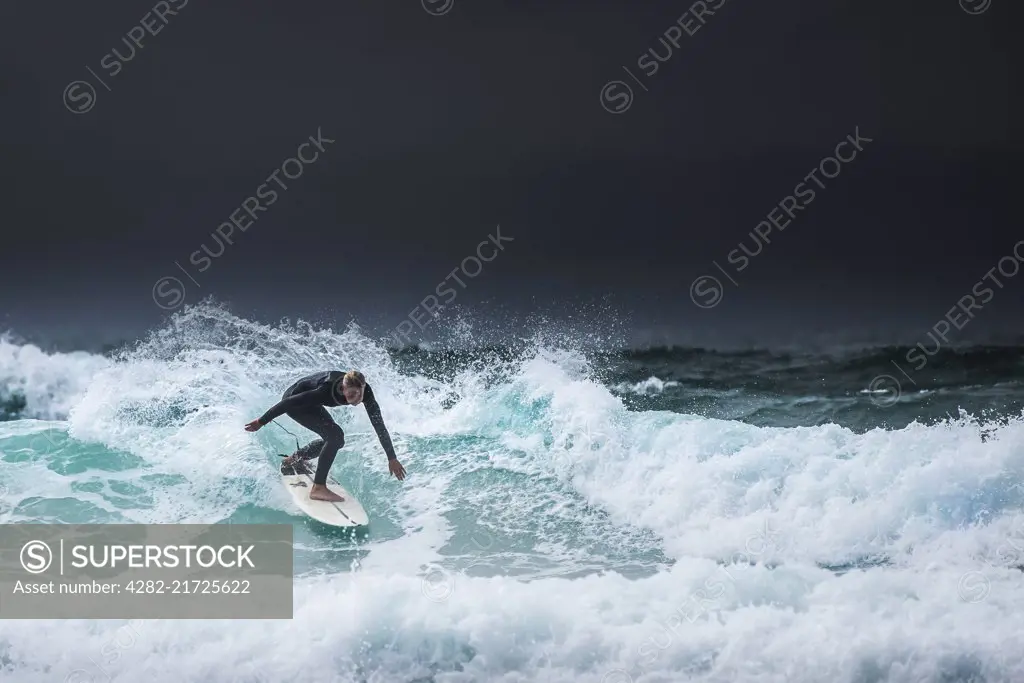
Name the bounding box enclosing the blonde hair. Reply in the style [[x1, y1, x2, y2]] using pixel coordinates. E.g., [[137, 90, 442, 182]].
[[342, 370, 366, 389]]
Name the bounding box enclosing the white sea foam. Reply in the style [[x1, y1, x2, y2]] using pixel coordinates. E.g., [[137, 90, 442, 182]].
[[612, 375, 682, 395], [2, 307, 1023, 682], [0, 337, 112, 420]]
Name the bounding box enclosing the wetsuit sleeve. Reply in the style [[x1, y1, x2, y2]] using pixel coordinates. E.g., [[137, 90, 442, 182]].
[[257, 389, 323, 425], [362, 385, 398, 461]]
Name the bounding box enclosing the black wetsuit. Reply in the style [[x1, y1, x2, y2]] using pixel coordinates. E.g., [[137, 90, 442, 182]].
[[257, 371, 397, 485]]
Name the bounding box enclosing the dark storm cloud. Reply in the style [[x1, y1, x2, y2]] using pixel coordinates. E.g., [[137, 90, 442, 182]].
[[0, 0, 1019, 348]]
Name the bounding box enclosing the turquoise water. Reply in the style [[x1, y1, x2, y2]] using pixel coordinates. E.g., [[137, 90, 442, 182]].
[[2, 306, 1024, 682]]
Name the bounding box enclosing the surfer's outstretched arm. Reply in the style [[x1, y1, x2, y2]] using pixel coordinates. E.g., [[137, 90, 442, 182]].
[[258, 389, 325, 425], [362, 385, 397, 460], [245, 388, 325, 430], [363, 385, 406, 480]]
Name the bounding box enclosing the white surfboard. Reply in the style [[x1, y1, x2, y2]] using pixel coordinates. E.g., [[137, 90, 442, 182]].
[[279, 457, 369, 527]]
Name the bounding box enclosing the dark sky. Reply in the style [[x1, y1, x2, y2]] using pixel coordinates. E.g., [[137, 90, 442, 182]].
[[1, 0, 1020, 349]]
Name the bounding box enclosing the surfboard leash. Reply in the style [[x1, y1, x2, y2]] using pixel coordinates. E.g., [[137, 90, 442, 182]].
[[272, 422, 302, 452]]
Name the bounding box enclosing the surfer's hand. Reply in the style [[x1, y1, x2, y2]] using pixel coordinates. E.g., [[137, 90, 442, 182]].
[[388, 459, 406, 481], [244, 420, 263, 432]]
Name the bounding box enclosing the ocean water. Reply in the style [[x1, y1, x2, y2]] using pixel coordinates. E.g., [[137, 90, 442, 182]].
[[2, 306, 1024, 682]]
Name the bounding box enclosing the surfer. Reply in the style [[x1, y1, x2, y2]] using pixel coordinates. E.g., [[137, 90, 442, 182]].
[[244, 370, 406, 502]]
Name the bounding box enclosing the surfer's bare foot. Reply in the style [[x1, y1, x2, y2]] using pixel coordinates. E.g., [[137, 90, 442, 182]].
[[309, 483, 344, 502]]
